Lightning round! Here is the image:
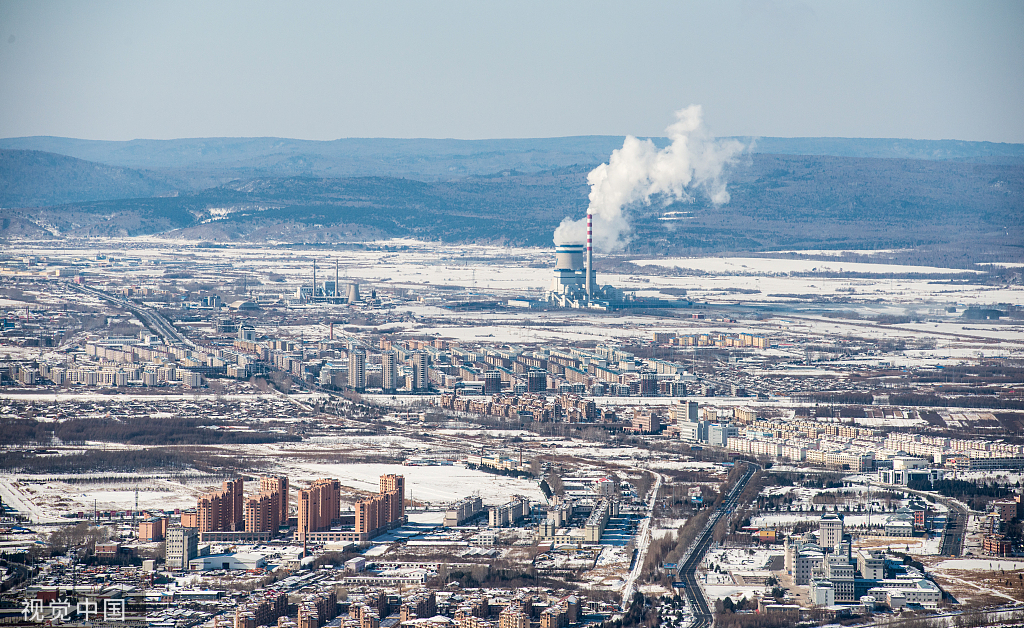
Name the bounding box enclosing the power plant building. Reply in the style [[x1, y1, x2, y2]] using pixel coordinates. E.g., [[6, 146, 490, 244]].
[[547, 240, 624, 309]]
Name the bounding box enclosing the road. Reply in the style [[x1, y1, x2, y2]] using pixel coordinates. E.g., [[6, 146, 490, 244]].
[[875, 481, 969, 557], [68, 282, 192, 348], [676, 462, 759, 628], [939, 510, 966, 557], [620, 471, 664, 606]]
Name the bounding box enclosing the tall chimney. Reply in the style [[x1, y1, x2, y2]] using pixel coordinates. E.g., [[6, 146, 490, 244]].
[[585, 211, 593, 300], [335, 260, 340, 301], [312, 259, 317, 302]]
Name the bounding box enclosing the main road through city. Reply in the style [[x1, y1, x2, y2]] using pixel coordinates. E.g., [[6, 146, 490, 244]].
[[68, 281, 193, 348], [676, 462, 759, 628]]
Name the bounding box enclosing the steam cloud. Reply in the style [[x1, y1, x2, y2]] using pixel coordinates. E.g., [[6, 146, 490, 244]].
[[554, 105, 744, 251]]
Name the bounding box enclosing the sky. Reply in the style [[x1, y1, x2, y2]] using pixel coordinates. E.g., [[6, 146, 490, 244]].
[[0, 1, 1022, 143]]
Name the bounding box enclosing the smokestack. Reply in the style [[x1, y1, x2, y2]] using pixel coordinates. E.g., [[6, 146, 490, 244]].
[[335, 260, 340, 301], [586, 211, 593, 300], [312, 259, 317, 302]]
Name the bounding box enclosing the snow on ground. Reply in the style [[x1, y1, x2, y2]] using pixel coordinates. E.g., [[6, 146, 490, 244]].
[[703, 585, 765, 602], [856, 535, 942, 556], [6, 239, 1023, 368], [0, 474, 216, 521], [750, 513, 820, 528], [704, 547, 781, 571], [700, 547, 781, 602], [0, 478, 62, 523], [284, 462, 544, 507], [631, 256, 983, 276], [653, 518, 687, 539], [934, 559, 1024, 571]]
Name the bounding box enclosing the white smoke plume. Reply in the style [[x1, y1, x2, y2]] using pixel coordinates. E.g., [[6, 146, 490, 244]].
[[554, 105, 744, 251]]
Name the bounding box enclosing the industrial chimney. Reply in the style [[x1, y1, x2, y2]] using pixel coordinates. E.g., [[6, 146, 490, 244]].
[[585, 211, 593, 300]]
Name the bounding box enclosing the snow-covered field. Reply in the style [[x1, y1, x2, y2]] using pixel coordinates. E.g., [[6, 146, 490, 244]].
[[631, 256, 982, 276], [700, 547, 783, 602], [1, 458, 544, 521], [934, 558, 1024, 571], [284, 462, 544, 507]]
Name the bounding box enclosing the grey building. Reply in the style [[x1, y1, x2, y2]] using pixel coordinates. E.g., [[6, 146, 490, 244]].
[[166, 527, 198, 570]]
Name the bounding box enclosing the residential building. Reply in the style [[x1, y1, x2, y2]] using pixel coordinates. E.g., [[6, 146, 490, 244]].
[[166, 527, 198, 570]]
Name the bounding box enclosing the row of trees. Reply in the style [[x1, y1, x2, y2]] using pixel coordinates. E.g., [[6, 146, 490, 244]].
[[0, 415, 301, 447]]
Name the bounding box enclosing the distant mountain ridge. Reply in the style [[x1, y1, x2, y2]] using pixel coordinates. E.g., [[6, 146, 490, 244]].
[[0, 135, 1020, 183]]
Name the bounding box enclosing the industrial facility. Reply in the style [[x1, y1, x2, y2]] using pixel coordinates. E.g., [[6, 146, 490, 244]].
[[547, 214, 625, 309], [545, 212, 690, 311], [297, 260, 362, 304]]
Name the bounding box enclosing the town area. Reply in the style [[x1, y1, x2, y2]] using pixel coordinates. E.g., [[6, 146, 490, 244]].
[[1, 238, 1023, 628]]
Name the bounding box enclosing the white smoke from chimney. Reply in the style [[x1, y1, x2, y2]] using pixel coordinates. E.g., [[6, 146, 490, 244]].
[[554, 105, 744, 251]]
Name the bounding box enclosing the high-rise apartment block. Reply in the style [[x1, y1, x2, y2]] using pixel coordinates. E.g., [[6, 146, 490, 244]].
[[412, 353, 428, 390], [356, 474, 405, 536], [260, 475, 289, 522], [299, 474, 406, 544], [349, 349, 366, 391], [138, 516, 167, 542], [198, 479, 244, 532], [382, 351, 399, 392], [297, 479, 342, 542], [244, 491, 280, 534], [380, 474, 405, 523]]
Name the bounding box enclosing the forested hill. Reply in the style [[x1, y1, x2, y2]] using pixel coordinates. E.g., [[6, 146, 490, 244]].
[[0, 149, 177, 207], [2, 152, 1019, 261]]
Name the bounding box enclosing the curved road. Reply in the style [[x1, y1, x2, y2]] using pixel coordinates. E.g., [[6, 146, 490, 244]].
[[677, 462, 759, 628], [68, 282, 193, 348], [875, 481, 969, 557]]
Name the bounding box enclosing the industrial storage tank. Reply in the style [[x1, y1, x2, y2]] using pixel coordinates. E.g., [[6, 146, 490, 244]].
[[554, 243, 585, 271], [551, 243, 587, 295]]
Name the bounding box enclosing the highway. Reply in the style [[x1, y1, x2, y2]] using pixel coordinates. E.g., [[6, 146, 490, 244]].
[[677, 462, 759, 628], [68, 282, 193, 348]]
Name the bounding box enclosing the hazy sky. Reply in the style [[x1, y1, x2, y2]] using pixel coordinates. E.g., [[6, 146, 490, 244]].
[[1, 1, 1021, 143]]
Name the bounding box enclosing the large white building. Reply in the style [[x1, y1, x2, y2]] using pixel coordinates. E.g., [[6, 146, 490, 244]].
[[857, 549, 885, 580], [546, 242, 623, 309], [793, 547, 824, 585], [189, 552, 267, 571], [867, 578, 941, 608], [819, 514, 844, 550]]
